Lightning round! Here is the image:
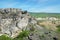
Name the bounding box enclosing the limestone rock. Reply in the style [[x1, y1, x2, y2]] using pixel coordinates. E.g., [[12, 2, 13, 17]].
[[0, 8, 58, 40], [0, 8, 30, 38]]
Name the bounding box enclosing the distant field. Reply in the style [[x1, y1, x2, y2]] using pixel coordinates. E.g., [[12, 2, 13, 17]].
[[29, 13, 60, 18]]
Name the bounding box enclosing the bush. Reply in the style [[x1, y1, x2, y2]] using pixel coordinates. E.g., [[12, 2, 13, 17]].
[[0, 35, 12, 40], [0, 30, 30, 40], [56, 25, 60, 32], [14, 30, 30, 40]]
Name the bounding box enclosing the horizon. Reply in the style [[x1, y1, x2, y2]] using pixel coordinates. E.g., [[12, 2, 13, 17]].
[[29, 12, 60, 13], [0, 0, 60, 13]]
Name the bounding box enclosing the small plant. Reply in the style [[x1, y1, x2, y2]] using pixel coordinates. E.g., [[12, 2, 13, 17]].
[[14, 30, 30, 40], [0, 30, 30, 40], [56, 25, 60, 32], [0, 35, 12, 40]]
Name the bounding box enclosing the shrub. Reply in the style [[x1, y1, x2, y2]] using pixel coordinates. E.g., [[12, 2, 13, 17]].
[[0, 35, 12, 40], [14, 30, 30, 40], [0, 30, 30, 40], [56, 25, 60, 32]]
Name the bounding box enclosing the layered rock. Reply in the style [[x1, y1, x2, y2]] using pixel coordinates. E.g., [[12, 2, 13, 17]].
[[0, 8, 58, 40], [0, 8, 31, 38]]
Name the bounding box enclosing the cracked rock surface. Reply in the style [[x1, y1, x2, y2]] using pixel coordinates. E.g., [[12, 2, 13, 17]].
[[0, 8, 31, 38], [0, 8, 58, 40]]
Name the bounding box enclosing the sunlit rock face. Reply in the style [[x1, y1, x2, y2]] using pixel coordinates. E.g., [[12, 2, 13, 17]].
[[0, 8, 58, 40], [0, 8, 32, 38]]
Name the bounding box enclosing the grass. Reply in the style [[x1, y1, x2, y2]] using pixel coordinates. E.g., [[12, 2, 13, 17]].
[[56, 25, 60, 32], [0, 35, 12, 40], [29, 13, 60, 18], [13, 30, 30, 40], [0, 30, 30, 40]]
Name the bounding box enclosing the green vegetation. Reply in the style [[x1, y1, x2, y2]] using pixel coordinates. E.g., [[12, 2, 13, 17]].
[[30, 13, 48, 18], [0, 35, 12, 40], [13, 30, 30, 40], [56, 25, 60, 32], [30, 13, 60, 18], [0, 30, 30, 40]]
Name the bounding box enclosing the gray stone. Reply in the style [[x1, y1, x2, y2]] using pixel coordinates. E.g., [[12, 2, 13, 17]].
[[0, 8, 58, 40]]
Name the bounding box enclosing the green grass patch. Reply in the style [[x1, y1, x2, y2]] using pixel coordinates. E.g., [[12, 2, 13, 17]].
[[0, 30, 30, 40], [56, 25, 60, 32], [30, 13, 60, 18], [0, 35, 12, 40], [14, 30, 30, 40]]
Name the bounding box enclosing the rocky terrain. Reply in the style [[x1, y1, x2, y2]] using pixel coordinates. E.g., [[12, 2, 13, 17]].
[[0, 8, 59, 40]]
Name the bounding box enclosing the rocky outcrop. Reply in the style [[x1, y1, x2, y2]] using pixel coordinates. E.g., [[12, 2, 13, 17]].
[[0, 8, 31, 38], [0, 8, 58, 40]]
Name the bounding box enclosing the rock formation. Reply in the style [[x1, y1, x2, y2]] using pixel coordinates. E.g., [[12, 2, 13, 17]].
[[0, 8, 31, 38], [0, 8, 58, 40]]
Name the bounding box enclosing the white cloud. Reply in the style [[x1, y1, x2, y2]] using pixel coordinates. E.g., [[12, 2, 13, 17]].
[[27, 0, 56, 3], [39, 5, 60, 12], [27, 0, 48, 2], [28, 5, 60, 13]]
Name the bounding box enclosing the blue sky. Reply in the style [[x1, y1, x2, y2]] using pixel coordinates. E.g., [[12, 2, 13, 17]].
[[0, 0, 60, 13]]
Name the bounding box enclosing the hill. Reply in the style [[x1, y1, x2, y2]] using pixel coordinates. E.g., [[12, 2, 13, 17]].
[[29, 12, 60, 18]]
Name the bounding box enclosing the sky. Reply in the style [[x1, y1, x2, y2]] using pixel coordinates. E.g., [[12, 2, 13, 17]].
[[0, 0, 60, 13]]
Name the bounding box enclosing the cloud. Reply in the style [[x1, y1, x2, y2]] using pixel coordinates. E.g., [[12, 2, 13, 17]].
[[27, 0, 48, 2], [39, 5, 60, 12], [27, 0, 56, 3], [0, 0, 60, 13], [28, 5, 60, 13]]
